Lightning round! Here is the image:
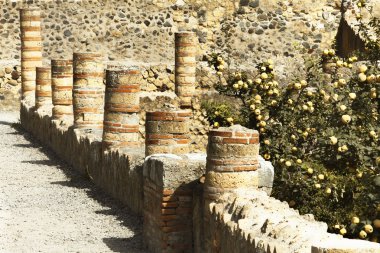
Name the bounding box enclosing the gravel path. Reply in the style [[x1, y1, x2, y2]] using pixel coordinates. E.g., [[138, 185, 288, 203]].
[[0, 111, 146, 253]]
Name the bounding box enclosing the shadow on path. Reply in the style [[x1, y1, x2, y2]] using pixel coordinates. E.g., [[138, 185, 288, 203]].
[[103, 237, 146, 253], [0, 120, 15, 126], [10, 123, 146, 253]]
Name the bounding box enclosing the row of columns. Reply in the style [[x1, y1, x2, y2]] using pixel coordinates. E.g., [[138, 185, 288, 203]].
[[20, 5, 261, 194], [19, 8, 198, 156], [19, 7, 263, 253]]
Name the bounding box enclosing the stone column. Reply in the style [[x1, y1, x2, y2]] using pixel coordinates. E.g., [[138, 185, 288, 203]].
[[51, 60, 74, 122], [35, 67, 52, 110], [203, 125, 260, 252], [102, 69, 141, 151], [20, 7, 43, 104], [73, 53, 104, 130], [175, 32, 197, 109], [204, 125, 260, 201], [145, 110, 191, 156]]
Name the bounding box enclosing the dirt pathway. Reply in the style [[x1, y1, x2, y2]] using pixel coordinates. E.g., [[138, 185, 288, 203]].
[[0, 111, 146, 253]]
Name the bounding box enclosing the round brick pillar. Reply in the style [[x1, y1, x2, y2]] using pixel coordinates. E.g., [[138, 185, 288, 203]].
[[20, 8, 43, 104], [51, 60, 74, 121], [102, 69, 141, 151], [204, 126, 260, 201], [175, 32, 197, 109], [35, 67, 52, 110], [73, 53, 105, 130], [145, 110, 191, 156]]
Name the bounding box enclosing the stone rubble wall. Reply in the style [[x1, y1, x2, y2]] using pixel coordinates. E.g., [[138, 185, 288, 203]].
[[0, 62, 21, 111], [2, 0, 343, 80]]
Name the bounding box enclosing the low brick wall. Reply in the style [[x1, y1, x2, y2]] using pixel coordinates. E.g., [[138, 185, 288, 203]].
[[20, 102, 380, 253], [20, 102, 144, 213], [143, 155, 206, 253], [202, 190, 380, 253]]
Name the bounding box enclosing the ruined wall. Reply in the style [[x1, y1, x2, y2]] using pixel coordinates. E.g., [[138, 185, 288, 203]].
[[1, 0, 342, 79], [20, 102, 380, 253], [201, 190, 380, 253]]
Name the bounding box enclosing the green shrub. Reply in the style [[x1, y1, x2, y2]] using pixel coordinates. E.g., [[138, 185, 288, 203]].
[[202, 0, 380, 241]]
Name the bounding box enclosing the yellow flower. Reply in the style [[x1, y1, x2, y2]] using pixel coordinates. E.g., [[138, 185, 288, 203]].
[[340, 228, 347, 235], [233, 83, 239, 89], [315, 183, 321, 189], [296, 159, 302, 164], [250, 104, 256, 111], [254, 95, 262, 101], [341, 115, 351, 124], [364, 225, 373, 234], [341, 145, 348, 152], [264, 153, 271, 160], [300, 80, 307, 87], [359, 230, 367, 239], [259, 121, 266, 127], [255, 78, 262, 84], [254, 109, 261, 115], [351, 216, 360, 224], [264, 139, 270, 145], [213, 122, 219, 128], [325, 188, 332, 194], [318, 174, 325, 180], [339, 105, 347, 111], [359, 65, 368, 73], [338, 78, 346, 86], [226, 117, 234, 123], [367, 74, 376, 83], [358, 73, 367, 82], [294, 82, 302, 90], [349, 93, 357, 100], [307, 168, 313, 174], [285, 161, 292, 167], [329, 136, 338, 145], [370, 89, 377, 99], [261, 73, 268, 79]]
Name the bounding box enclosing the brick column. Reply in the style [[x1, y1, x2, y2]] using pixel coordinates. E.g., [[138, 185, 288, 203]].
[[204, 126, 260, 201], [20, 7, 43, 104], [102, 69, 141, 151], [35, 67, 52, 110], [175, 32, 197, 109], [51, 60, 74, 122], [145, 110, 191, 156], [203, 126, 260, 252], [73, 53, 105, 130]]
